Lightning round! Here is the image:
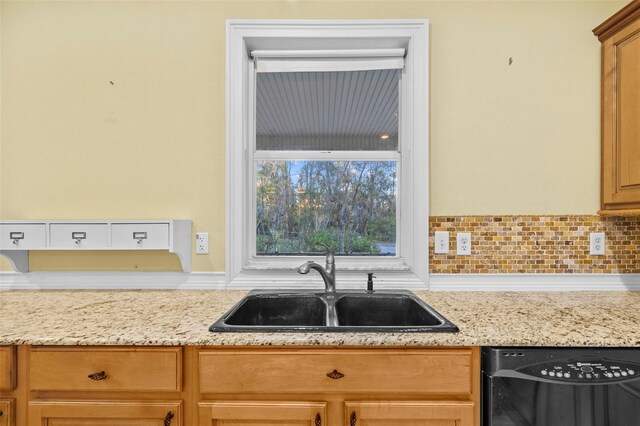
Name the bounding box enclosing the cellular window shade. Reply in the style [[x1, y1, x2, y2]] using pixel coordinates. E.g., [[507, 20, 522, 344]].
[[252, 48, 405, 73]]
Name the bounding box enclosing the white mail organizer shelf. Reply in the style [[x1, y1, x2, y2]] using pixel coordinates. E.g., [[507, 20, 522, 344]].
[[0, 220, 192, 272]]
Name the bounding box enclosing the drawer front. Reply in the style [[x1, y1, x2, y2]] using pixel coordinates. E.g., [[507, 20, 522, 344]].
[[111, 223, 169, 249], [0, 224, 46, 250], [0, 399, 14, 426], [30, 348, 182, 392], [49, 224, 109, 249], [0, 347, 15, 391], [199, 349, 473, 395]]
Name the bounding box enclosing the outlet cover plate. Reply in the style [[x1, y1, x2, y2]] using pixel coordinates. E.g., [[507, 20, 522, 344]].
[[434, 231, 449, 254], [196, 232, 209, 254], [590, 232, 605, 255], [457, 232, 471, 255]]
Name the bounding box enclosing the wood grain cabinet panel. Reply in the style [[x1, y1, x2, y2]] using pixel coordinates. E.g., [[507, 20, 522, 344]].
[[0, 399, 14, 426], [28, 400, 181, 426], [198, 401, 327, 426], [595, 2, 640, 211], [30, 347, 182, 392], [199, 349, 472, 395], [0, 347, 15, 392], [345, 401, 475, 426]]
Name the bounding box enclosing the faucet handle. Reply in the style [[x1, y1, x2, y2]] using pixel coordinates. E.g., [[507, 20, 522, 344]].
[[315, 243, 335, 263]]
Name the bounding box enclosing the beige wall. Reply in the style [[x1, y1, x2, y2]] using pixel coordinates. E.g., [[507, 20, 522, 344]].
[[0, 0, 625, 272]]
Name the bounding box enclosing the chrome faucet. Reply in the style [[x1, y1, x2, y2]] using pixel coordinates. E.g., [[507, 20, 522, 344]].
[[297, 250, 336, 293]]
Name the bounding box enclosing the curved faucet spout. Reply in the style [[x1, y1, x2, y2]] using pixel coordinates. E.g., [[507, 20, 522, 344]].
[[297, 257, 336, 293]]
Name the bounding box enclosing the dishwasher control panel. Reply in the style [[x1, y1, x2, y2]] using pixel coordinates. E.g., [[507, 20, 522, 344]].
[[523, 360, 639, 382]]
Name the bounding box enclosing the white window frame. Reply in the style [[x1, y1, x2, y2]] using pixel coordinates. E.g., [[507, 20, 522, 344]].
[[226, 20, 429, 289]]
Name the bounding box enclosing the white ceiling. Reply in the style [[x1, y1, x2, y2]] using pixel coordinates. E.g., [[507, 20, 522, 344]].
[[256, 69, 399, 151]]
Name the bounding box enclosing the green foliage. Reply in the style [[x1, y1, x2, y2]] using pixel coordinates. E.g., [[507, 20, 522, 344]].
[[256, 160, 396, 256], [305, 230, 339, 253]]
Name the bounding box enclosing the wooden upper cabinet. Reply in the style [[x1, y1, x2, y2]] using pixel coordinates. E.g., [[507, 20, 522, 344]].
[[594, 1, 640, 213]]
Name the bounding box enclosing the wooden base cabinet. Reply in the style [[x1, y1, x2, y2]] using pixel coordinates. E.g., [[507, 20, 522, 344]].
[[199, 401, 327, 426], [4, 346, 480, 425], [198, 348, 480, 426], [346, 401, 475, 426], [28, 400, 181, 426], [0, 400, 14, 426]]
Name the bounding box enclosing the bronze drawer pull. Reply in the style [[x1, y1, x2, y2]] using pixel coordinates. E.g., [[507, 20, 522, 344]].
[[87, 371, 107, 381], [326, 369, 344, 379], [164, 411, 174, 426], [315, 412, 321, 426], [0, 410, 3, 416], [350, 411, 357, 426]]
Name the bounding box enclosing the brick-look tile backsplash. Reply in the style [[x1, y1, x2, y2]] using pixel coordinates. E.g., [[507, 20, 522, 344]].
[[429, 216, 640, 273]]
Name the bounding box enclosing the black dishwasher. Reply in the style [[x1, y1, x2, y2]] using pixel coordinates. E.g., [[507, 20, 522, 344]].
[[482, 348, 640, 426]]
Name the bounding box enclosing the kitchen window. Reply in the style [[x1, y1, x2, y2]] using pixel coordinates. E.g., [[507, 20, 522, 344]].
[[227, 21, 429, 288]]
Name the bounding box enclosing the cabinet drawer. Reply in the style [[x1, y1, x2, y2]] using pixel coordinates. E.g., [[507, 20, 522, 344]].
[[0, 347, 15, 391], [199, 349, 473, 395], [30, 347, 182, 392], [49, 224, 109, 249], [0, 399, 14, 426], [0, 224, 45, 250], [111, 223, 169, 249]]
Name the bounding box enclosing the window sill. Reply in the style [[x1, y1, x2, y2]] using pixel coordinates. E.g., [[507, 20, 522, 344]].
[[228, 267, 426, 290]]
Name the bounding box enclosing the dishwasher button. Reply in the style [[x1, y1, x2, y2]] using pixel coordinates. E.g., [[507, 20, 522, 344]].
[[621, 371, 628, 377], [549, 372, 556, 377], [614, 372, 621, 377], [564, 373, 570, 378], [606, 373, 614, 378], [629, 370, 636, 375], [541, 370, 548, 376]]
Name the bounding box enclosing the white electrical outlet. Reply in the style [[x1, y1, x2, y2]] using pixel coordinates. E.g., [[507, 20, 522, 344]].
[[434, 231, 449, 254], [590, 232, 605, 255], [196, 232, 209, 254], [457, 232, 472, 255]]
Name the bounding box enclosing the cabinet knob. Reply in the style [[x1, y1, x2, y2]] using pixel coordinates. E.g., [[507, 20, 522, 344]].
[[164, 411, 174, 426], [326, 369, 344, 379], [315, 412, 321, 426], [87, 371, 107, 381], [350, 411, 357, 426]]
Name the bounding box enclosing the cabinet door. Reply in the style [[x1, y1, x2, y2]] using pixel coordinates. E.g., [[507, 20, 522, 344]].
[[0, 399, 15, 426], [199, 401, 327, 426], [28, 401, 181, 426], [345, 401, 474, 426], [602, 18, 640, 209]]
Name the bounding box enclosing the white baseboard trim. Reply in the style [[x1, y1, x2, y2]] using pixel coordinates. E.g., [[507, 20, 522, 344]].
[[429, 273, 640, 291], [0, 272, 226, 290]]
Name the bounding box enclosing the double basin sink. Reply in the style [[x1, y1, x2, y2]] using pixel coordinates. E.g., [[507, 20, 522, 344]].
[[209, 290, 459, 333]]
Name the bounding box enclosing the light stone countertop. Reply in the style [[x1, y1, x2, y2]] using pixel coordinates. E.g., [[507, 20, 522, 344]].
[[0, 290, 639, 347]]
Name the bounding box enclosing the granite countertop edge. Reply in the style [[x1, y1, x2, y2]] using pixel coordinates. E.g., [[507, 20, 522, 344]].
[[1, 290, 639, 347]]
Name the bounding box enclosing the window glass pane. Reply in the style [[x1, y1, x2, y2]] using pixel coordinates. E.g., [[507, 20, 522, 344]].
[[256, 160, 397, 256], [256, 70, 399, 151]]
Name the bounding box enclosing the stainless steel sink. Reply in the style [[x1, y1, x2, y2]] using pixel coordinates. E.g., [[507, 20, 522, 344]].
[[209, 290, 458, 332]]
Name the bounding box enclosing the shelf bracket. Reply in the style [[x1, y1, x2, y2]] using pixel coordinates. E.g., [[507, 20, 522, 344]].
[[0, 251, 29, 273]]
